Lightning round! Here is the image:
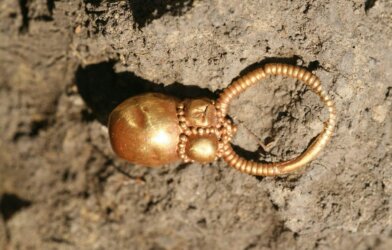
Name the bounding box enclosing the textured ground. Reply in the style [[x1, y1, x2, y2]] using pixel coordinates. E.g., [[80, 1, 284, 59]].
[[0, 0, 391, 249]]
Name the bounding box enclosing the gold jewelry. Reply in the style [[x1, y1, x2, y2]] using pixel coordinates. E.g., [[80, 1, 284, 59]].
[[108, 63, 336, 176]]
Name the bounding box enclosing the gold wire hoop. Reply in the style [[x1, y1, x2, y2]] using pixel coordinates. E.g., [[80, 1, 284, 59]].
[[216, 63, 337, 176]]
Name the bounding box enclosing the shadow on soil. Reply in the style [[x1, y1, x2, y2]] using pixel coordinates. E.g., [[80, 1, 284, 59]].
[[75, 60, 215, 125], [0, 193, 32, 222], [127, 0, 194, 28]]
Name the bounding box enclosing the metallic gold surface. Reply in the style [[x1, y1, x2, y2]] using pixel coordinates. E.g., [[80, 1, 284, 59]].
[[108, 93, 181, 166], [107, 63, 335, 176], [217, 63, 336, 176], [186, 135, 218, 163], [184, 99, 217, 127]]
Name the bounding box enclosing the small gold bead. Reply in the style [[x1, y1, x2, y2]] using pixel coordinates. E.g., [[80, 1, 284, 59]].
[[297, 69, 305, 79], [271, 65, 278, 74], [325, 100, 333, 107], [303, 72, 311, 82], [276, 64, 283, 74], [180, 122, 187, 128], [191, 127, 198, 135], [184, 135, 219, 164], [292, 67, 299, 77], [245, 163, 252, 173], [287, 65, 294, 76], [307, 75, 317, 85], [312, 79, 321, 89]]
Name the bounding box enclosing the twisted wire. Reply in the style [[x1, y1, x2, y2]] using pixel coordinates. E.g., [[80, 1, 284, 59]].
[[216, 63, 337, 176]]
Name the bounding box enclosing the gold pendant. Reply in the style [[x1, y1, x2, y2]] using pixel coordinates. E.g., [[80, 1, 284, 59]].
[[108, 63, 336, 176]]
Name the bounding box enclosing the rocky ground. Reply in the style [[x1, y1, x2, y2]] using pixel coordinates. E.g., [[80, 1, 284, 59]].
[[0, 0, 391, 249]]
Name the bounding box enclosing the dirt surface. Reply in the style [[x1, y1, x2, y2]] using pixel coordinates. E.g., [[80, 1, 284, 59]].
[[0, 0, 391, 249]]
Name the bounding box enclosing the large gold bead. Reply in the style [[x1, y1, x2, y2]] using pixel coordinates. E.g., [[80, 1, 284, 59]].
[[185, 135, 219, 163], [108, 93, 181, 166]]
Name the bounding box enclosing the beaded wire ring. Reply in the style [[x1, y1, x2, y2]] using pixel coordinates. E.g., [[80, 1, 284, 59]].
[[108, 63, 336, 176]]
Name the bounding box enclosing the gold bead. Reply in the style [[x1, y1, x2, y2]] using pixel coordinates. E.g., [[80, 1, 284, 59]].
[[180, 134, 188, 141], [184, 99, 217, 128], [180, 122, 188, 129], [108, 93, 181, 166], [197, 127, 205, 135], [185, 135, 219, 163]]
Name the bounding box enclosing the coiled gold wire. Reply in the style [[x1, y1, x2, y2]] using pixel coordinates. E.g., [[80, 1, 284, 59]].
[[216, 63, 337, 176]]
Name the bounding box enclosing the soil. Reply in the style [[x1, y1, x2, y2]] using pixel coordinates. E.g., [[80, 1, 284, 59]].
[[0, 0, 391, 249]]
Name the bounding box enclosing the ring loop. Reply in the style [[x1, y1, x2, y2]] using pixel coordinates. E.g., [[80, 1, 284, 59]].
[[216, 63, 337, 176]]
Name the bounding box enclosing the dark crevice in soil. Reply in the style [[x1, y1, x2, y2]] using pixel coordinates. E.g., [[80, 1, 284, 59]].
[[143, 192, 173, 214], [29, 119, 50, 137], [267, 223, 286, 247], [12, 132, 25, 142], [35, 15, 53, 22], [244, 241, 258, 250], [365, 0, 377, 13], [12, 97, 58, 141], [385, 87, 391, 99], [196, 218, 207, 228], [18, 0, 29, 33], [255, 176, 264, 181], [127, 0, 194, 28], [308, 60, 320, 71], [34, 0, 56, 21], [62, 169, 78, 183], [47, 0, 55, 15], [83, 0, 106, 15], [174, 163, 191, 173], [230, 144, 269, 165], [302, 3, 311, 14], [0, 193, 32, 221], [75, 60, 215, 125], [81, 108, 96, 123], [43, 236, 75, 246], [91, 143, 147, 182], [12, 116, 51, 141], [267, 193, 280, 211], [84, 0, 103, 7]]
